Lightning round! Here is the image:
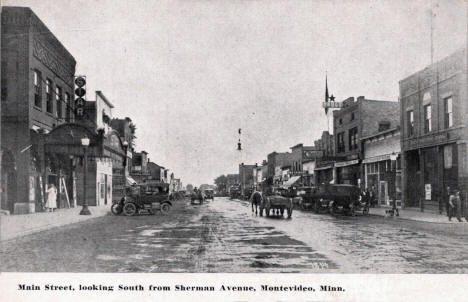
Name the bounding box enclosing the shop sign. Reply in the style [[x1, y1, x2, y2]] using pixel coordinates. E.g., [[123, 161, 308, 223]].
[[425, 184, 432, 200]]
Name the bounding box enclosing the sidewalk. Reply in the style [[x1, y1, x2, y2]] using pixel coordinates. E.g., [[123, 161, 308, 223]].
[[0, 205, 110, 242], [369, 206, 462, 224]]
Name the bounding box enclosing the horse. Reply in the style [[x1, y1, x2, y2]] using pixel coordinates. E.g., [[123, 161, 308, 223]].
[[250, 191, 263, 215]]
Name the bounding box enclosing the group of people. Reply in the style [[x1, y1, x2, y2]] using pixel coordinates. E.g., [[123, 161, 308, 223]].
[[445, 186, 468, 222], [360, 187, 377, 208]]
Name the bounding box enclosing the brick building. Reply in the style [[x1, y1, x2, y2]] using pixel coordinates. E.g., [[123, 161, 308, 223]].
[[333, 96, 399, 186], [399, 48, 468, 212], [239, 163, 256, 196], [314, 131, 337, 184], [1, 7, 76, 213]]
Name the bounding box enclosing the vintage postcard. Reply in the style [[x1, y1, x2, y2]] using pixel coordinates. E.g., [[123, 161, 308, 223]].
[[1, 0, 468, 301]]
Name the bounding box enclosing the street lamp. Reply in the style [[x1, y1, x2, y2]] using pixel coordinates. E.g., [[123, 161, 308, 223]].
[[389, 152, 399, 216], [122, 140, 129, 176], [80, 136, 91, 215]]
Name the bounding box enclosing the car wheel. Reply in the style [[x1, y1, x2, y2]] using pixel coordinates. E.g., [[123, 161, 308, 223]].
[[123, 203, 137, 216], [111, 203, 123, 215], [160, 203, 171, 214]]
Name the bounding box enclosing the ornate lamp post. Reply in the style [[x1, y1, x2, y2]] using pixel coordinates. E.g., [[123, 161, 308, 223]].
[[80, 136, 91, 215]]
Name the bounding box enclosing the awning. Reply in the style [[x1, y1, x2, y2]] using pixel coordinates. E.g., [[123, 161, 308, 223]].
[[315, 164, 334, 171], [362, 153, 399, 164], [334, 159, 359, 168], [126, 176, 137, 185], [281, 176, 301, 188]]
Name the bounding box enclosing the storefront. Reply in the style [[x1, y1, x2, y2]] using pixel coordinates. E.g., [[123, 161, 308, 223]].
[[363, 154, 401, 207], [314, 164, 334, 185], [334, 159, 360, 186]]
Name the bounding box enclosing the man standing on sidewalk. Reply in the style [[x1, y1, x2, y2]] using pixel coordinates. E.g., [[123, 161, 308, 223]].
[[449, 189, 463, 222]]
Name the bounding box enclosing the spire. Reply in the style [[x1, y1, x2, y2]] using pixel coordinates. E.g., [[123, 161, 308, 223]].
[[325, 72, 329, 114]]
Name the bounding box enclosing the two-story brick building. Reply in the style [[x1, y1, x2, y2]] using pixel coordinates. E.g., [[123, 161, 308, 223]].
[[399, 48, 468, 212], [333, 96, 399, 186], [1, 7, 76, 213]]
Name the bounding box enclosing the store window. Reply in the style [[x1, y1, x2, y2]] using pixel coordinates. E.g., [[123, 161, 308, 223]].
[[424, 104, 432, 133], [444, 97, 453, 128]]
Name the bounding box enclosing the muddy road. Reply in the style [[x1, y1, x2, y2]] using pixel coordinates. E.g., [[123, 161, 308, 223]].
[[2, 197, 468, 273]]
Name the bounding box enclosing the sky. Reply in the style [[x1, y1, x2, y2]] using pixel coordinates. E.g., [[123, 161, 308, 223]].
[[3, 0, 467, 186]]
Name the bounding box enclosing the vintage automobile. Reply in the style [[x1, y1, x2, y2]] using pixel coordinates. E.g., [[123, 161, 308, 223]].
[[111, 182, 172, 216], [203, 189, 214, 201], [259, 188, 294, 218], [229, 184, 242, 199], [299, 183, 366, 215]]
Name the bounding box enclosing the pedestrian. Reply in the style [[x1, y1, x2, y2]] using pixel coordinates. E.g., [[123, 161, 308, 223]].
[[449, 189, 463, 222], [369, 186, 376, 208], [45, 183, 57, 212], [445, 185, 451, 218]]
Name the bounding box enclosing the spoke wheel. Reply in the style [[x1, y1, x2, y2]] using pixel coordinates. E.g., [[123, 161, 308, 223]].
[[111, 203, 122, 215], [160, 203, 171, 214], [123, 203, 137, 216]]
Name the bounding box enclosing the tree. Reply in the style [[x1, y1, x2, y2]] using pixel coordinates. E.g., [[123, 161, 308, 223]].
[[214, 175, 227, 194], [125, 117, 137, 147]]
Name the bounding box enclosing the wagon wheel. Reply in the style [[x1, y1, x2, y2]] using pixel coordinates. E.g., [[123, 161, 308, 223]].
[[123, 203, 137, 216], [160, 202, 171, 214]]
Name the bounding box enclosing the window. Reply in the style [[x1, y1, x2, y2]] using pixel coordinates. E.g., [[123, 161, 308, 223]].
[[424, 104, 431, 133], [348, 127, 358, 150], [55, 86, 62, 118], [350, 112, 355, 121], [407, 110, 414, 137], [337, 132, 345, 153], [33, 70, 42, 107], [339, 118, 343, 125], [46, 79, 53, 113], [65, 92, 72, 121], [444, 97, 453, 128]]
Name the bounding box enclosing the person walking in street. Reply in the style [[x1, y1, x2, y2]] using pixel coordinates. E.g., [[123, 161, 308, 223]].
[[449, 189, 463, 222], [45, 183, 57, 212]]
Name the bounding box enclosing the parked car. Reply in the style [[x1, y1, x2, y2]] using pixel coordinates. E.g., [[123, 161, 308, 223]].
[[299, 183, 364, 215], [112, 182, 172, 216], [204, 189, 214, 200]]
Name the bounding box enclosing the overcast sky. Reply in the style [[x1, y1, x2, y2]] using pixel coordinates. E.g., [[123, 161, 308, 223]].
[[3, 0, 467, 186]]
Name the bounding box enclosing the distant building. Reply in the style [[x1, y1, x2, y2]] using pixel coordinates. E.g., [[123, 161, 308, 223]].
[[239, 163, 256, 196]]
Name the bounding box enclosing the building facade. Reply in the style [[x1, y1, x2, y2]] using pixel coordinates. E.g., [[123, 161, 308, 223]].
[[362, 127, 401, 206], [1, 7, 76, 213], [400, 49, 468, 212], [333, 96, 399, 186]]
